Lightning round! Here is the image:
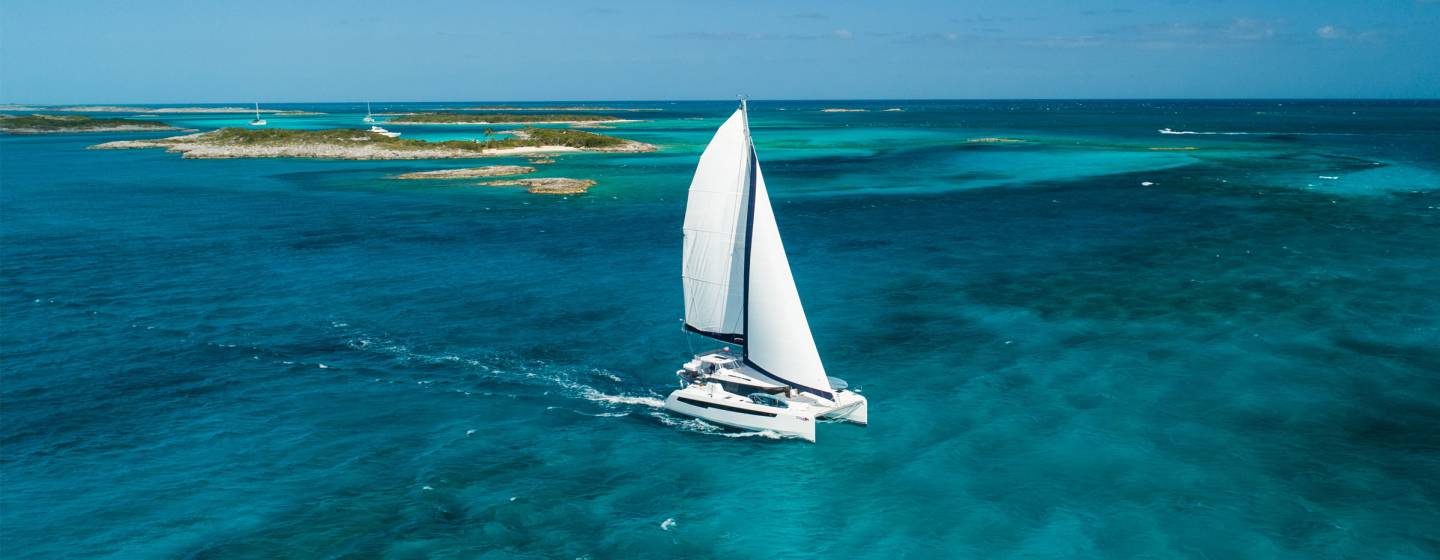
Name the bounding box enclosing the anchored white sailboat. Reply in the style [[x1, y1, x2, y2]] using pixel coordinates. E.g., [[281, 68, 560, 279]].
[[249, 103, 267, 126], [663, 100, 868, 442], [363, 102, 376, 124]]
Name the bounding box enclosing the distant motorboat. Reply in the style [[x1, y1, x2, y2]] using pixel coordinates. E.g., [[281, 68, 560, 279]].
[[368, 125, 400, 138], [249, 102, 267, 126], [363, 102, 376, 124]]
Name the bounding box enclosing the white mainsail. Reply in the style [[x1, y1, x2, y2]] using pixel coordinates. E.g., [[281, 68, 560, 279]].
[[681, 103, 833, 401], [681, 109, 751, 343]]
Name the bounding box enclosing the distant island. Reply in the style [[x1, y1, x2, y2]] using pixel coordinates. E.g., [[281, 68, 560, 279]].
[[0, 114, 183, 134], [148, 107, 323, 115], [455, 106, 662, 112], [821, 108, 868, 113], [386, 113, 633, 125], [88, 126, 656, 159], [9, 106, 322, 115]]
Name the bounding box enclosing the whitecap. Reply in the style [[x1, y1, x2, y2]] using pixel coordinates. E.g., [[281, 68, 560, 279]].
[[660, 518, 676, 531]]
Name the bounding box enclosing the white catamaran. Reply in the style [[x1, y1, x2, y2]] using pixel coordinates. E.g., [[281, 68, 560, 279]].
[[363, 102, 376, 124], [663, 100, 868, 442], [249, 103, 267, 126]]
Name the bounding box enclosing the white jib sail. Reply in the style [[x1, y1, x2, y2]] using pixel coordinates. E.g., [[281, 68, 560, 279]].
[[743, 155, 833, 401], [681, 110, 750, 341]]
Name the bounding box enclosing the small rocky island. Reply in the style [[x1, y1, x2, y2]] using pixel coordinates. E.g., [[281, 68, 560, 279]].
[[88, 127, 656, 159], [388, 165, 598, 195], [480, 178, 598, 195], [386, 112, 630, 125], [391, 165, 535, 179], [0, 114, 182, 134]]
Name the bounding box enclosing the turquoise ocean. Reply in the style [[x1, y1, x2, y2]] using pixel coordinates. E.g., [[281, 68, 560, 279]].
[[3, 100, 1438, 558]]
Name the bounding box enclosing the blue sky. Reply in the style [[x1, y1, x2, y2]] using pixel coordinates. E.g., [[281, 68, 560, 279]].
[[2, 0, 1437, 103]]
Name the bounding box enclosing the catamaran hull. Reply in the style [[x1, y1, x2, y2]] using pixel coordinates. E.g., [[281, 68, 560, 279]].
[[663, 389, 817, 442], [822, 392, 869, 425]]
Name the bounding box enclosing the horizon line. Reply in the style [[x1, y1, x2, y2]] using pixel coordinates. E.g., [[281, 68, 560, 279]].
[[5, 97, 1439, 106]]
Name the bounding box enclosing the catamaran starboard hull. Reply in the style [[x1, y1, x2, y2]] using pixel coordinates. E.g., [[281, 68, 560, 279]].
[[821, 390, 869, 425], [663, 388, 817, 442]]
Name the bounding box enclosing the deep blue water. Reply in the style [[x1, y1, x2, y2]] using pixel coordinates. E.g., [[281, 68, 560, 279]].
[[3, 100, 1439, 558]]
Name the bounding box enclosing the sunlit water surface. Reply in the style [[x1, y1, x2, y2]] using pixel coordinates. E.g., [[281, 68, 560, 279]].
[[3, 100, 1439, 558]]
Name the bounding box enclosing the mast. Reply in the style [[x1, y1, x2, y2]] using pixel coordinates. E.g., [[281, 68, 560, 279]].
[[739, 96, 756, 354]]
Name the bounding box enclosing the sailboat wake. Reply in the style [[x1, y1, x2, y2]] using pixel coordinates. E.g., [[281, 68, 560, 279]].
[[335, 325, 807, 440], [339, 326, 665, 411], [575, 390, 665, 409]]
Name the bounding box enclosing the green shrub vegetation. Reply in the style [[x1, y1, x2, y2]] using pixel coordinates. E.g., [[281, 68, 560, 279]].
[[0, 113, 173, 131], [203, 127, 627, 151], [395, 112, 620, 124]]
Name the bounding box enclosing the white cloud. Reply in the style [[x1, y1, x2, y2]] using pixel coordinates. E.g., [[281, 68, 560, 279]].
[[832, 29, 854, 40], [1316, 25, 1348, 39]]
